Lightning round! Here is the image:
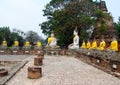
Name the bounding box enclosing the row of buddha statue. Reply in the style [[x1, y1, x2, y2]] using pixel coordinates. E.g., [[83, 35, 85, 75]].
[[81, 38, 118, 51], [0, 28, 118, 52], [0, 39, 42, 47]]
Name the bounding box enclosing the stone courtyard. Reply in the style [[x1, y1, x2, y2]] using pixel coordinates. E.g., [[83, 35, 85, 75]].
[[0, 55, 119, 85]]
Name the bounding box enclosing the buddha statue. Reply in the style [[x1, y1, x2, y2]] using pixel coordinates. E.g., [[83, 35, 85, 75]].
[[46, 33, 58, 48], [90, 39, 97, 49], [2, 39, 7, 47], [81, 40, 86, 49], [14, 40, 19, 47], [86, 40, 91, 49], [68, 28, 79, 49], [36, 41, 42, 47], [97, 39, 106, 51], [25, 40, 30, 47], [108, 37, 118, 51]]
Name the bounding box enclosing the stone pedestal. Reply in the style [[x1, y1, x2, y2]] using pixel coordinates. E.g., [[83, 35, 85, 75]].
[[24, 50, 30, 54], [34, 57, 43, 66], [28, 67, 42, 79], [0, 50, 5, 55], [12, 50, 18, 55]]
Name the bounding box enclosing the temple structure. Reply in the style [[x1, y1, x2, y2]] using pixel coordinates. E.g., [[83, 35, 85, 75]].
[[92, 0, 115, 43]]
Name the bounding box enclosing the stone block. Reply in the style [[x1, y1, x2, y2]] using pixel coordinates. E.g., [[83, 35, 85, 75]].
[[28, 67, 42, 79], [34, 57, 43, 66]]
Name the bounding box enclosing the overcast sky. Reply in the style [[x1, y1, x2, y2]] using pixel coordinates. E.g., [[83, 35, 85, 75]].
[[0, 0, 120, 38]]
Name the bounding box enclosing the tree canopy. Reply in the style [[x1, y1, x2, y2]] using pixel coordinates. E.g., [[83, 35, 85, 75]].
[[25, 31, 45, 45], [0, 27, 24, 46], [40, 0, 97, 47]]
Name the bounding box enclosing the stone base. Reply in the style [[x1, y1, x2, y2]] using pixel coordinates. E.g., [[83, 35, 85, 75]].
[[0, 50, 5, 55], [28, 67, 42, 79], [24, 51, 30, 54], [44, 48, 61, 55]]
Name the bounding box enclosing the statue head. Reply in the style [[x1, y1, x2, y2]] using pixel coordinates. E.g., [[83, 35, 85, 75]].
[[73, 26, 78, 36], [112, 36, 117, 41], [50, 33, 54, 37]]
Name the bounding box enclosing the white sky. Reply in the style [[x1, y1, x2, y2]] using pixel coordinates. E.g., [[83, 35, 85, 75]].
[[0, 0, 120, 38]]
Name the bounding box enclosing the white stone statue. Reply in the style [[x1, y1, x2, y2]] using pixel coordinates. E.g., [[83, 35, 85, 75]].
[[86, 25, 94, 38], [46, 33, 58, 48], [68, 28, 79, 49]]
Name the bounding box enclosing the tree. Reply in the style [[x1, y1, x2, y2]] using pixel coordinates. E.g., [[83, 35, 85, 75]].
[[40, 0, 96, 47], [0, 27, 13, 46], [25, 31, 44, 45], [0, 27, 24, 46]]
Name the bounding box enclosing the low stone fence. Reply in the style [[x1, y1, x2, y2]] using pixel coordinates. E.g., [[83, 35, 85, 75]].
[[0, 49, 44, 55], [76, 49, 120, 78]]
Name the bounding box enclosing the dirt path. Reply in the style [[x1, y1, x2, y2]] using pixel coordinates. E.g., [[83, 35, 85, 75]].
[[6, 55, 120, 85]]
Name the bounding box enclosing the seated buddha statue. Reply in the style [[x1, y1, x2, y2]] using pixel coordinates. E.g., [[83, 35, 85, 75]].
[[2, 39, 7, 47], [86, 40, 91, 49], [108, 37, 118, 51], [25, 40, 30, 47], [97, 39, 106, 51], [90, 39, 97, 49], [14, 40, 19, 47], [68, 28, 79, 49], [46, 33, 58, 48], [36, 41, 42, 47], [81, 40, 86, 49]]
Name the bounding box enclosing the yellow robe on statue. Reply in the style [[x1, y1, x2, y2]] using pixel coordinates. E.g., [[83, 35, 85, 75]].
[[90, 41, 97, 49], [48, 37, 54, 44], [14, 41, 19, 47], [109, 40, 118, 51], [36, 41, 42, 47], [25, 41, 30, 47], [97, 41, 106, 50], [2, 41, 7, 47], [81, 42, 86, 48], [86, 41, 91, 49]]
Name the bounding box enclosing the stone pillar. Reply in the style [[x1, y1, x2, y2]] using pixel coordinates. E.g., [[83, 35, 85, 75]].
[[39, 50, 44, 56], [34, 57, 43, 66], [37, 50, 44, 59], [28, 67, 42, 79]]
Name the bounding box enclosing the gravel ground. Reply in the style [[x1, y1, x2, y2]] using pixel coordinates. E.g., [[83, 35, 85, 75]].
[[6, 55, 120, 85]]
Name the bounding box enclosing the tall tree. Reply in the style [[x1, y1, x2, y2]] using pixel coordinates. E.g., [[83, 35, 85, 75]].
[[40, 0, 98, 47], [25, 31, 44, 45], [0, 27, 24, 46]]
